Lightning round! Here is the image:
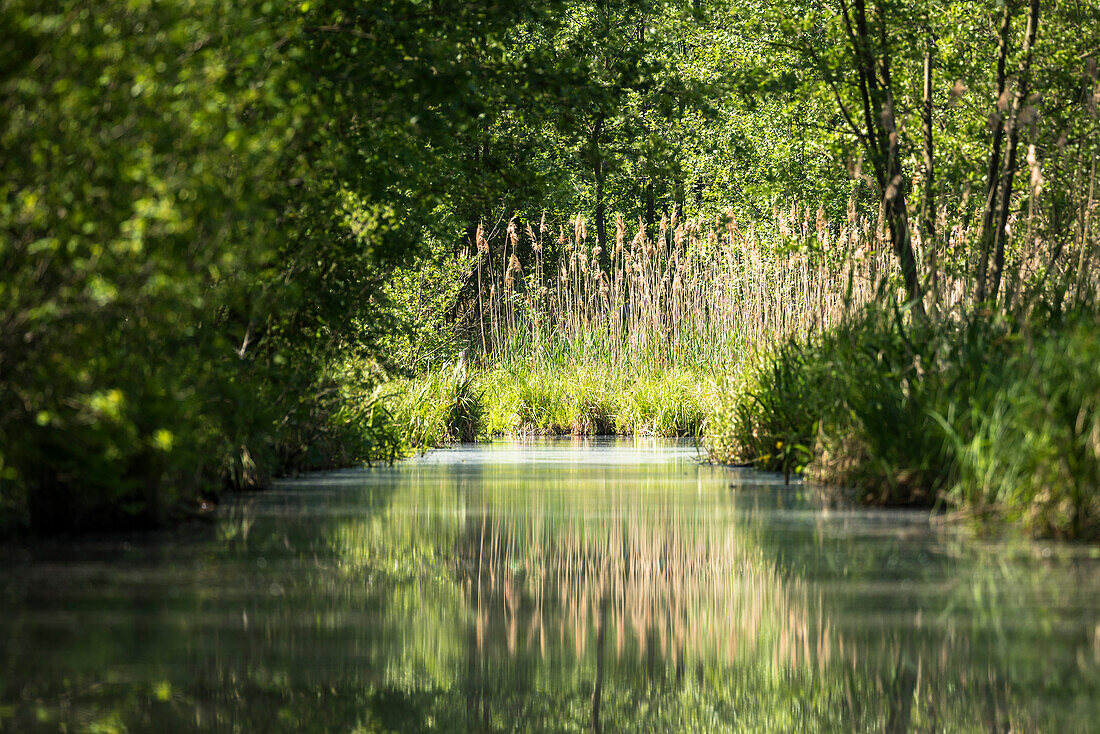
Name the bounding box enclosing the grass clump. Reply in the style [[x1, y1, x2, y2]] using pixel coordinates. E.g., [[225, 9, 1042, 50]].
[[707, 305, 994, 502], [476, 361, 710, 438], [382, 357, 713, 446], [707, 303, 1100, 539], [704, 343, 825, 478], [616, 367, 710, 436], [390, 368, 483, 452], [479, 361, 615, 436], [948, 313, 1100, 538]]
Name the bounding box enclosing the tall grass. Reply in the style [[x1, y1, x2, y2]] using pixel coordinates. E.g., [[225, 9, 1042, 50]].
[[389, 366, 482, 452], [447, 203, 918, 440], [472, 204, 905, 371], [685, 171, 1100, 538], [946, 312, 1100, 538], [397, 189, 1083, 445], [478, 361, 710, 437], [704, 304, 1100, 538]]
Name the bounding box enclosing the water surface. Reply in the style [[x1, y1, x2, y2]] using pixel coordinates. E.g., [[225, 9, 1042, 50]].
[[2, 439, 1099, 732]]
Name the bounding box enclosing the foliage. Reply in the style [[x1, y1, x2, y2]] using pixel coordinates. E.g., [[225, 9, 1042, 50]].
[[379, 239, 474, 376], [0, 0, 562, 533], [705, 341, 825, 479], [1, 0, 303, 532]]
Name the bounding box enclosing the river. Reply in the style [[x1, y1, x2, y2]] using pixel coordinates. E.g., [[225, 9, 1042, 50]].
[[2, 439, 1099, 732]]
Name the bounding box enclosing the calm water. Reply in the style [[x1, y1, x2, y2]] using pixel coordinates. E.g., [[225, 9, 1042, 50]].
[[2, 439, 1099, 733]]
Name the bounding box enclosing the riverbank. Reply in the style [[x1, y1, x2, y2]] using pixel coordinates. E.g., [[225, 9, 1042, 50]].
[[390, 361, 716, 450]]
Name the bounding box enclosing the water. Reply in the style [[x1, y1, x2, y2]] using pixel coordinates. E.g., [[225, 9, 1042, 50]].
[[2, 439, 1099, 732]]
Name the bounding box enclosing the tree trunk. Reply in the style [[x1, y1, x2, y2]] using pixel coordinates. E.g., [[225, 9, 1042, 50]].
[[921, 26, 938, 312], [674, 168, 685, 221], [869, 0, 926, 317], [976, 2, 1012, 303], [882, 96, 927, 318], [636, 16, 655, 241], [849, 0, 885, 187], [991, 0, 1040, 301], [644, 180, 656, 237], [836, 0, 924, 316], [591, 115, 607, 261]]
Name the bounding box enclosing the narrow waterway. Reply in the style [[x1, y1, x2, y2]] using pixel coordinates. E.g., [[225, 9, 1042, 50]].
[[2, 439, 1099, 732]]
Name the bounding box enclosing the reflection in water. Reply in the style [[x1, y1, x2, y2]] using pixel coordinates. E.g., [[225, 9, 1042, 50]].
[[449, 479, 817, 670], [2, 439, 1099, 732]]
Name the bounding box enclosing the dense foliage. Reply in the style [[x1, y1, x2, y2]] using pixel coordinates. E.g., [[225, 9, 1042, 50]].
[[0, 0, 566, 533]]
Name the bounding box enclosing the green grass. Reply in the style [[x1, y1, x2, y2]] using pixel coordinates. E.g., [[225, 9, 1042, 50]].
[[389, 367, 482, 452], [479, 360, 711, 437], [387, 358, 715, 444], [946, 314, 1100, 538], [705, 303, 1100, 540]]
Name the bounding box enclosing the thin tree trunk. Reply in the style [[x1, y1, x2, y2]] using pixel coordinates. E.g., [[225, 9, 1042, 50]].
[[840, 0, 924, 316], [846, 0, 885, 186], [591, 116, 607, 261], [880, 41, 926, 317], [637, 17, 657, 242], [883, 134, 927, 316], [991, 0, 1040, 301], [464, 136, 482, 254], [1074, 156, 1097, 301], [674, 169, 685, 221], [644, 181, 656, 236], [921, 26, 938, 311], [977, 2, 1013, 302]]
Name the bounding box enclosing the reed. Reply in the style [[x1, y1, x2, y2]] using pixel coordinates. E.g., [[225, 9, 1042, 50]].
[[471, 205, 908, 372], [456, 202, 936, 438]]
